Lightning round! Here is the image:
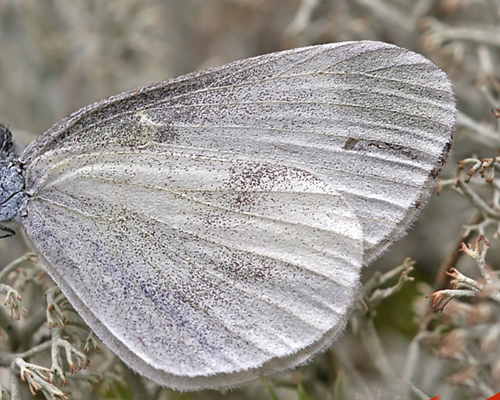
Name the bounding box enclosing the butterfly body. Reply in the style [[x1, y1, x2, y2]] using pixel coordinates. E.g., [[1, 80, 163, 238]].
[[0, 127, 26, 228]]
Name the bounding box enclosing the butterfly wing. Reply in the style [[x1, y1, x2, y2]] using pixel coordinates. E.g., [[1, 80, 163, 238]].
[[20, 41, 455, 389], [23, 150, 363, 388]]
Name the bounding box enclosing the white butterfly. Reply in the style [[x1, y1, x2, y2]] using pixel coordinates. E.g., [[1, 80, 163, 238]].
[[0, 41, 455, 390]]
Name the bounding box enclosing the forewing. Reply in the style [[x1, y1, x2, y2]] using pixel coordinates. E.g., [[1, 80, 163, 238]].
[[23, 149, 363, 389], [22, 40, 455, 263]]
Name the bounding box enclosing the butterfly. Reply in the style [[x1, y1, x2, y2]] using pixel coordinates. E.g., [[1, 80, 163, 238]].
[[0, 41, 455, 390]]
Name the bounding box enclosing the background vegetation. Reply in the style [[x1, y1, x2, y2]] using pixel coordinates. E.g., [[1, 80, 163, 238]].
[[0, 0, 499, 399]]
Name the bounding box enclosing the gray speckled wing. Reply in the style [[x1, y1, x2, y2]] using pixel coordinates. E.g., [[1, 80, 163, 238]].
[[19, 40, 455, 390]]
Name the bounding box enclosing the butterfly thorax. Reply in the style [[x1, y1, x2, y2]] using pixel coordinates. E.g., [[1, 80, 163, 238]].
[[0, 126, 26, 224]]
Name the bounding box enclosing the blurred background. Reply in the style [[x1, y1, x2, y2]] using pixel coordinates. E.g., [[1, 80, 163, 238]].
[[0, 1, 499, 399]]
